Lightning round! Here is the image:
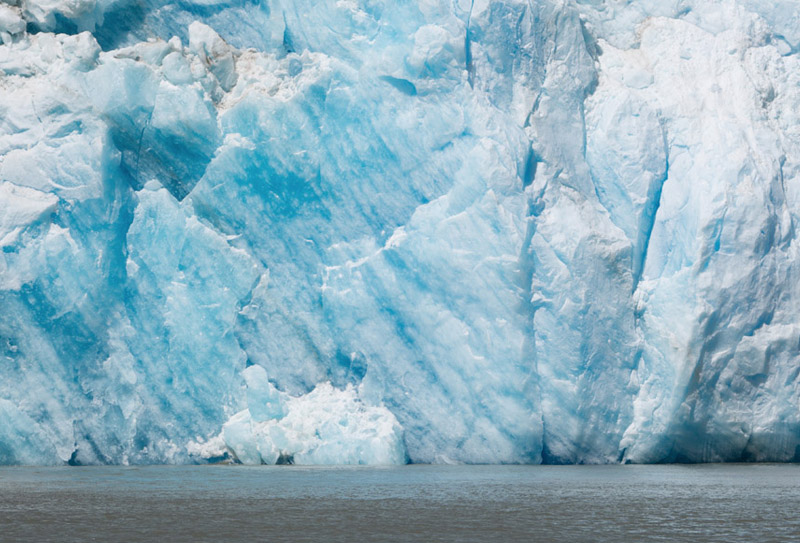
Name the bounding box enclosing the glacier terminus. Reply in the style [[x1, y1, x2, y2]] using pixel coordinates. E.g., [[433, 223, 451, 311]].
[[1, 0, 800, 466]]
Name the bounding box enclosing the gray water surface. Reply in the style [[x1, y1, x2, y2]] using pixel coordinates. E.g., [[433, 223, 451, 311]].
[[0, 464, 798, 542]]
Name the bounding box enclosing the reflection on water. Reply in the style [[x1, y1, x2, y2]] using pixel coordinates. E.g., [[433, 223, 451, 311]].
[[1, 464, 799, 542]]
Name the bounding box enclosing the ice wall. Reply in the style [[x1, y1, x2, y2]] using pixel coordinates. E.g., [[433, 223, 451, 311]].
[[1, 0, 799, 465]]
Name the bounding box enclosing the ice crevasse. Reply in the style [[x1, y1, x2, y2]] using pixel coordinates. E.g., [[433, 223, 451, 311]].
[[1, 0, 800, 465]]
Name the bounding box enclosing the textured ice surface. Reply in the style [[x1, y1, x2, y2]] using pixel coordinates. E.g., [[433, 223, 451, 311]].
[[1, 0, 799, 465], [188, 365, 406, 465]]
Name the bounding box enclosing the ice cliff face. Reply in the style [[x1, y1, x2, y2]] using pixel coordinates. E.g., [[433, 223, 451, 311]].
[[1, 0, 799, 465]]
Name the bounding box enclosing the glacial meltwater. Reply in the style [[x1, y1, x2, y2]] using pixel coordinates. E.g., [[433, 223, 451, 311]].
[[0, 464, 798, 542]]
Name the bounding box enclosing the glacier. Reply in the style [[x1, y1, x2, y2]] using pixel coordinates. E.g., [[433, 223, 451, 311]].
[[1, 0, 799, 465]]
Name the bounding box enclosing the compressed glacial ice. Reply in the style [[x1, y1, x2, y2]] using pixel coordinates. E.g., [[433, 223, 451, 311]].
[[1, 0, 800, 465]]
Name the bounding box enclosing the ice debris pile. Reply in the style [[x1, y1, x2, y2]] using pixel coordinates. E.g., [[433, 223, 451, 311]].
[[1, 0, 800, 465], [189, 365, 405, 465]]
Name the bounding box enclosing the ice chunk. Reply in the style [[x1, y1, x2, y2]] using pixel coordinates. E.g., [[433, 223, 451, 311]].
[[0, 4, 24, 43], [199, 368, 406, 465], [0, 183, 58, 248], [87, 41, 221, 199], [188, 22, 237, 92]]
